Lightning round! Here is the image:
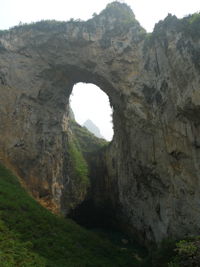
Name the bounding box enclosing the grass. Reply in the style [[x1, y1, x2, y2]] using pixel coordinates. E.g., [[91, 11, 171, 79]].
[[0, 162, 144, 266], [68, 138, 90, 186], [0, 157, 195, 266], [70, 120, 108, 154], [0, 220, 46, 266]]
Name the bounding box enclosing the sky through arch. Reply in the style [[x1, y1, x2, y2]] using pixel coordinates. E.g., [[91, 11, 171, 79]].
[[70, 83, 113, 141]]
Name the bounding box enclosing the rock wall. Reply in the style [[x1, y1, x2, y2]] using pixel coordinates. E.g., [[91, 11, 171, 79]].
[[0, 2, 200, 244]]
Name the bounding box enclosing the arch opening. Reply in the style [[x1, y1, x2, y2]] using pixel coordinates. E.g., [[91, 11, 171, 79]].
[[70, 82, 113, 141], [67, 82, 116, 230]]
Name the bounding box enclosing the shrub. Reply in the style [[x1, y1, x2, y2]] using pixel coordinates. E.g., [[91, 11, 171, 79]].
[[169, 238, 200, 267]]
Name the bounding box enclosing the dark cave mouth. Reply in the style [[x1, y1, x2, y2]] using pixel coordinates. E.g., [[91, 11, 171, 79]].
[[68, 198, 116, 230], [67, 197, 148, 258]]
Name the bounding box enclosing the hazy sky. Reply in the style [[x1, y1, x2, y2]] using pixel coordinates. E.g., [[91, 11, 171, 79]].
[[70, 83, 113, 141], [1, 0, 199, 32], [1, 0, 199, 140]]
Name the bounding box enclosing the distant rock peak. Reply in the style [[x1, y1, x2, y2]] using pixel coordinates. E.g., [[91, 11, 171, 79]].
[[83, 119, 104, 139]]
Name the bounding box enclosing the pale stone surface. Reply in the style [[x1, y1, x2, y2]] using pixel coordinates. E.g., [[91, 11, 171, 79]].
[[0, 3, 200, 244]]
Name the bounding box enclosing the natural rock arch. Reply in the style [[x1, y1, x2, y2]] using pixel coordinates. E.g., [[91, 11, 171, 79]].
[[0, 2, 136, 210], [0, 2, 200, 244]]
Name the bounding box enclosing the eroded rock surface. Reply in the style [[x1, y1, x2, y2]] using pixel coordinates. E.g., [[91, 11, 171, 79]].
[[0, 2, 200, 244]]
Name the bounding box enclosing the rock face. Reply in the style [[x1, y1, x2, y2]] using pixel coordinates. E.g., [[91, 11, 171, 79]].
[[83, 119, 104, 139], [0, 2, 200, 244]]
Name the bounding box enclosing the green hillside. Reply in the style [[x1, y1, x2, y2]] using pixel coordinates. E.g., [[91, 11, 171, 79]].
[[0, 163, 142, 267], [1, 162, 194, 266]]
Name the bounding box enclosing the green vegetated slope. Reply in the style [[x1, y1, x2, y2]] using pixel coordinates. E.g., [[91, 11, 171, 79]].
[[1, 163, 197, 267], [0, 162, 143, 267], [70, 120, 108, 154], [66, 120, 109, 203], [69, 120, 108, 187]]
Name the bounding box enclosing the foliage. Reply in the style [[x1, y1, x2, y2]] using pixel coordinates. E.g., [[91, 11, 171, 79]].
[[189, 12, 200, 24], [169, 238, 200, 267], [0, 162, 145, 266], [104, 1, 136, 24], [68, 138, 90, 186], [0, 1, 147, 42], [1, 153, 200, 266], [5, 18, 84, 36], [0, 220, 46, 266], [0, 29, 8, 36], [183, 12, 200, 38], [9, 20, 67, 33], [176, 240, 197, 255], [70, 120, 108, 154], [146, 237, 200, 267], [150, 12, 200, 44], [100, 1, 146, 39]]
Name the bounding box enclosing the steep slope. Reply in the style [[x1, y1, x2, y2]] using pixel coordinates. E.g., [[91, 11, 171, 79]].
[[5, 162, 198, 267], [70, 120, 108, 153], [0, 162, 143, 267]]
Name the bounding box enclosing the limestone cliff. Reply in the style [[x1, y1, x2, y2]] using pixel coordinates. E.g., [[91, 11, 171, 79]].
[[0, 2, 200, 244]]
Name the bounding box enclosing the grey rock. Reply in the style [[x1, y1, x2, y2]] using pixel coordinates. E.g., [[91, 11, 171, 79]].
[[0, 3, 200, 244]]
